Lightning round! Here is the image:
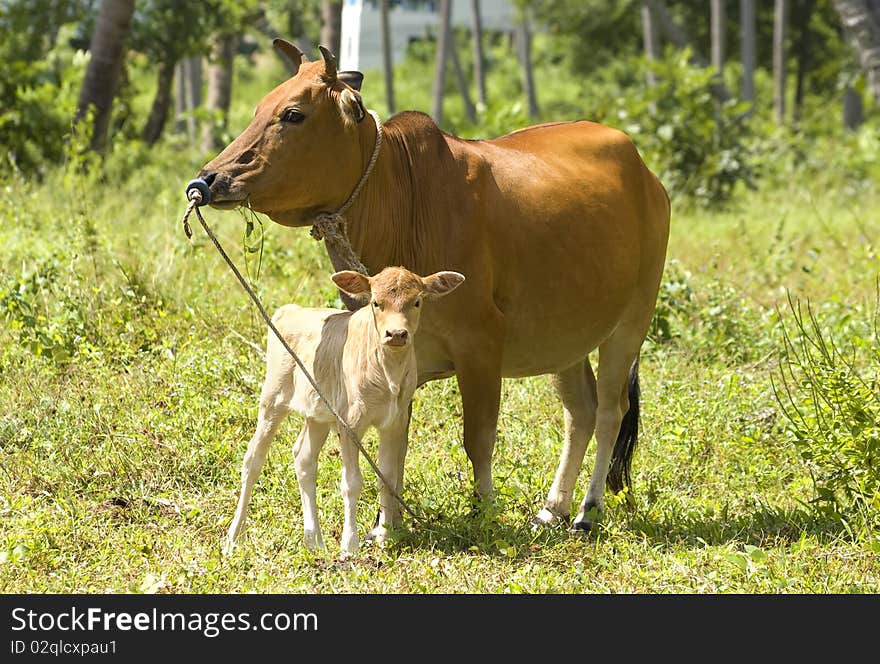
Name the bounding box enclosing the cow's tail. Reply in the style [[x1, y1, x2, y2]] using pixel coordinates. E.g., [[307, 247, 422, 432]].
[[606, 357, 640, 494]]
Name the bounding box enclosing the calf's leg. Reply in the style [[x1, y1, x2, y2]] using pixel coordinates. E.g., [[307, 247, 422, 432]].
[[338, 427, 366, 553], [368, 410, 411, 544], [225, 396, 291, 554], [293, 418, 331, 549]]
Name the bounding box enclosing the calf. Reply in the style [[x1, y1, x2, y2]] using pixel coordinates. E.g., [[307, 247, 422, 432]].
[[224, 266, 465, 554]]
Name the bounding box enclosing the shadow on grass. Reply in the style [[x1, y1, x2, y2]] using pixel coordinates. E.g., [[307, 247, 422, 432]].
[[621, 500, 851, 548], [382, 498, 852, 558]]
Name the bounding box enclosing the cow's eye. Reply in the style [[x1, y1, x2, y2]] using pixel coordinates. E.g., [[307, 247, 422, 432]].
[[372, 301, 380, 309], [414, 299, 421, 308], [280, 109, 305, 123]]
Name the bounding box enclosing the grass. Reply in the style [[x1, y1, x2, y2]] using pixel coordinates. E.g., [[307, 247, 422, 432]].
[[1, 45, 879, 593]]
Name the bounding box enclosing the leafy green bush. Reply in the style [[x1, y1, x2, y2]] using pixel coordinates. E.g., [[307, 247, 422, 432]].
[[589, 49, 756, 206], [773, 294, 880, 538], [0, 26, 88, 176]]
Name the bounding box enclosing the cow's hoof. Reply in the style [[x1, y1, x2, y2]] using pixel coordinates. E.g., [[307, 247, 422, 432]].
[[221, 539, 236, 557], [569, 519, 593, 534], [530, 507, 568, 531]]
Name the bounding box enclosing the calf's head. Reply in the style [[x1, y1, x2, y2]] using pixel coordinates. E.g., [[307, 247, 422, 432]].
[[198, 41, 369, 227], [331, 267, 465, 350]]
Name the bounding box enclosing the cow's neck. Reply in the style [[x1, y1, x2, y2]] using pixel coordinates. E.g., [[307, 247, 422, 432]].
[[330, 114, 446, 283]]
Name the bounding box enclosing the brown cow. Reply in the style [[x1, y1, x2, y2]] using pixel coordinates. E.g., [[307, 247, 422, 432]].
[[199, 41, 670, 536]]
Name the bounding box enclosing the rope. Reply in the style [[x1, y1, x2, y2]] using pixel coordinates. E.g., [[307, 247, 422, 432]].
[[309, 109, 384, 275], [180, 187, 422, 525]]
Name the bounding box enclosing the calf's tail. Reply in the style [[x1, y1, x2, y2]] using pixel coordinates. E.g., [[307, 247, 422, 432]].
[[606, 357, 640, 494]]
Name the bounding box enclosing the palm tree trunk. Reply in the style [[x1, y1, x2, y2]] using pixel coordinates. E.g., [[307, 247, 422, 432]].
[[174, 62, 186, 134], [740, 0, 756, 106], [793, 0, 816, 124], [832, 0, 880, 103], [432, 0, 452, 126], [75, 0, 136, 153], [143, 58, 176, 145], [184, 57, 202, 139], [321, 0, 343, 55], [380, 0, 395, 115], [202, 35, 237, 153], [774, 0, 788, 125], [470, 0, 487, 107], [450, 34, 477, 123], [515, 11, 539, 119], [641, 1, 661, 89]]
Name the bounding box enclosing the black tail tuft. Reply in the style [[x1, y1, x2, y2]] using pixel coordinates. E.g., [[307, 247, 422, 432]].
[[606, 358, 640, 494]]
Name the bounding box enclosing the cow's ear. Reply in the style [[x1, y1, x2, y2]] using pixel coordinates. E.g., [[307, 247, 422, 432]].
[[339, 88, 366, 124], [338, 70, 364, 91], [332, 271, 371, 296], [422, 271, 465, 298]]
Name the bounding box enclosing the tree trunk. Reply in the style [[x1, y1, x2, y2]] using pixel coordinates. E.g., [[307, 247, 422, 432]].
[[143, 58, 176, 145], [184, 56, 202, 139], [450, 33, 477, 123], [740, 0, 756, 106], [202, 34, 237, 154], [641, 1, 661, 89], [380, 0, 395, 115], [711, 0, 725, 74], [515, 11, 539, 118], [174, 62, 186, 134], [432, 0, 452, 126], [843, 85, 864, 128], [774, 0, 788, 125], [75, 0, 136, 153], [321, 0, 343, 56], [792, 0, 817, 123], [470, 0, 487, 107], [831, 0, 880, 103]]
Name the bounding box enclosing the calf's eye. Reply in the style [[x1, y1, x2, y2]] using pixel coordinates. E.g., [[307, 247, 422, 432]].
[[281, 109, 305, 123], [414, 300, 421, 308]]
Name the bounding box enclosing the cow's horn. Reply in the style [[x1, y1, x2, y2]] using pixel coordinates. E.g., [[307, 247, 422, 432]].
[[273, 38, 309, 74], [319, 45, 338, 82]]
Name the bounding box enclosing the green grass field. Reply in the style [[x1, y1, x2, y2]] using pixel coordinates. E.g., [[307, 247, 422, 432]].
[[1, 146, 877, 593]]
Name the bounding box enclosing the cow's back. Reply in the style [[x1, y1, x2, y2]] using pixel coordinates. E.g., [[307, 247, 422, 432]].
[[436, 120, 670, 377]]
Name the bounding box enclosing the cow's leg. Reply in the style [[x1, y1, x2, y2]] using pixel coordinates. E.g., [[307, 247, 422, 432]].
[[572, 332, 642, 532], [293, 418, 331, 550], [367, 409, 411, 544], [455, 349, 503, 501], [224, 396, 291, 554], [338, 427, 366, 554], [532, 358, 598, 528]]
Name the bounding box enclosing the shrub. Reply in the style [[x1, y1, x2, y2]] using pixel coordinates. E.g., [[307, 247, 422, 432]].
[[773, 294, 880, 538], [589, 49, 756, 207]]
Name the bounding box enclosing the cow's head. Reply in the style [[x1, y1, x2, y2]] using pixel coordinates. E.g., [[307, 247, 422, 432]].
[[198, 40, 369, 227], [331, 267, 465, 350]]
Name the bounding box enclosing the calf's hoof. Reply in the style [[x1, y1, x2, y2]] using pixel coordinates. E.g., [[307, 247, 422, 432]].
[[303, 529, 325, 551], [340, 532, 360, 554], [221, 538, 236, 557], [365, 525, 391, 546]]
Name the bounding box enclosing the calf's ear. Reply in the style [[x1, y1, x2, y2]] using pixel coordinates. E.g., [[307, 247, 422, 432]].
[[422, 271, 465, 298], [332, 271, 372, 296]]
